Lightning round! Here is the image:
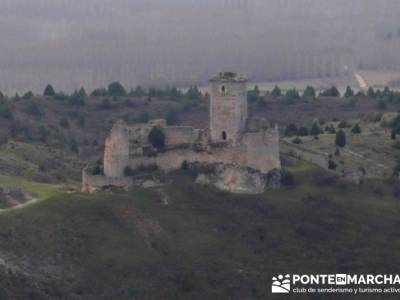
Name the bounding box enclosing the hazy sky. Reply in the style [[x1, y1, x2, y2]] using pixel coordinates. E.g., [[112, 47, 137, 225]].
[[1, 0, 400, 94]]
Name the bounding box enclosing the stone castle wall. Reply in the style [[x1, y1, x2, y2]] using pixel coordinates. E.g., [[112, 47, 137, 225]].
[[81, 167, 132, 193], [103, 120, 281, 179], [85, 72, 281, 194], [280, 140, 328, 169], [164, 126, 203, 146], [209, 78, 247, 144]]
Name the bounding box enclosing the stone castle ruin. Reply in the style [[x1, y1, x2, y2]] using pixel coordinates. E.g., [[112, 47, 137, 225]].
[[82, 72, 281, 194]]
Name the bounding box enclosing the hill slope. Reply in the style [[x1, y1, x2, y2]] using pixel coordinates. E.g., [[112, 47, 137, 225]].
[[0, 165, 399, 299]]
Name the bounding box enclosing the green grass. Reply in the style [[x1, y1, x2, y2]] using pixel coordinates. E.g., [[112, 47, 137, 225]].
[[0, 164, 400, 299], [0, 174, 63, 200]]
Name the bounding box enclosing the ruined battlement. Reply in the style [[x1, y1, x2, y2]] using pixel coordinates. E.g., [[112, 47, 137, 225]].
[[83, 73, 281, 194]]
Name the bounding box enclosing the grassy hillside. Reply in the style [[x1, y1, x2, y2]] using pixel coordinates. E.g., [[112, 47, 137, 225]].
[[0, 163, 399, 299]]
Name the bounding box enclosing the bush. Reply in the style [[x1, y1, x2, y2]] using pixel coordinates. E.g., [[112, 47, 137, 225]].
[[297, 127, 309, 136], [328, 160, 337, 170], [338, 120, 349, 128], [93, 160, 103, 175], [247, 85, 261, 102], [292, 137, 303, 144], [367, 87, 375, 98], [22, 91, 34, 99], [185, 86, 201, 99], [325, 125, 336, 134], [303, 86, 315, 99], [148, 127, 165, 151], [91, 88, 108, 97], [310, 122, 322, 136], [271, 85, 281, 97], [108, 81, 126, 96], [24, 102, 44, 118], [281, 170, 295, 187], [43, 84, 55, 97], [335, 130, 346, 147], [344, 86, 354, 98], [124, 166, 133, 177], [351, 124, 361, 134], [284, 124, 298, 137], [320, 86, 340, 97], [285, 88, 300, 100]]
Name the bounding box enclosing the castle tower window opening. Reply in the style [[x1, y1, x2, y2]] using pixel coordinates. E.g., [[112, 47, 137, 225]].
[[222, 131, 227, 140]]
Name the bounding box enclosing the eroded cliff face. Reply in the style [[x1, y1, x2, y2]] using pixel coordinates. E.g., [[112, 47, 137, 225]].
[[195, 163, 281, 194]]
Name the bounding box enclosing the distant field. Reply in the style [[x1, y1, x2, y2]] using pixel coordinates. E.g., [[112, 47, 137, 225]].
[[358, 70, 400, 89], [0, 164, 399, 299]]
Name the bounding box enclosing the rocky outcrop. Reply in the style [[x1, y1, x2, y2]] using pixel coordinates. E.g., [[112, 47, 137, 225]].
[[0, 187, 33, 208], [195, 164, 280, 194]]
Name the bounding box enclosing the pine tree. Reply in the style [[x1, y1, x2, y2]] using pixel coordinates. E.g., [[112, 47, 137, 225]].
[[335, 130, 346, 147], [43, 84, 56, 97]]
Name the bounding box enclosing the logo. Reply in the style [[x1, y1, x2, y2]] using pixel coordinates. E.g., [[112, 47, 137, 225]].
[[272, 274, 291, 293]]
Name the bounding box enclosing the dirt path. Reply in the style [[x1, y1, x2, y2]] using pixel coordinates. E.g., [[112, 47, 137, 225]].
[[0, 197, 43, 215]]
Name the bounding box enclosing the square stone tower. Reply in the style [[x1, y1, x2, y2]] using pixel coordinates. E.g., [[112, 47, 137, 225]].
[[209, 72, 248, 144]]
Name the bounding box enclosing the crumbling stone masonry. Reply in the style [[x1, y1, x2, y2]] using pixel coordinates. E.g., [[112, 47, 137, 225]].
[[82, 72, 281, 194]]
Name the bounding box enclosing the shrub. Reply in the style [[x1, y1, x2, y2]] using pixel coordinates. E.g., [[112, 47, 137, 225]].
[[303, 86, 315, 99], [351, 124, 361, 134], [22, 91, 34, 99], [320, 86, 340, 97], [328, 160, 337, 170], [91, 88, 108, 97], [325, 125, 336, 134], [181, 160, 189, 171], [284, 124, 298, 137], [297, 127, 309, 136], [108, 81, 126, 96], [93, 160, 103, 175], [335, 130, 346, 147], [285, 88, 300, 100], [24, 101, 44, 118], [292, 137, 303, 144], [281, 170, 295, 187], [344, 86, 354, 98], [43, 84, 55, 97], [186, 86, 201, 99], [271, 85, 281, 97], [148, 127, 165, 151], [124, 166, 133, 177], [338, 120, 349, 128], [310, 122, 322, 136], [367, 87, 375, 98], [68, 90, 85, 106], [247, 85, 261, 102]]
